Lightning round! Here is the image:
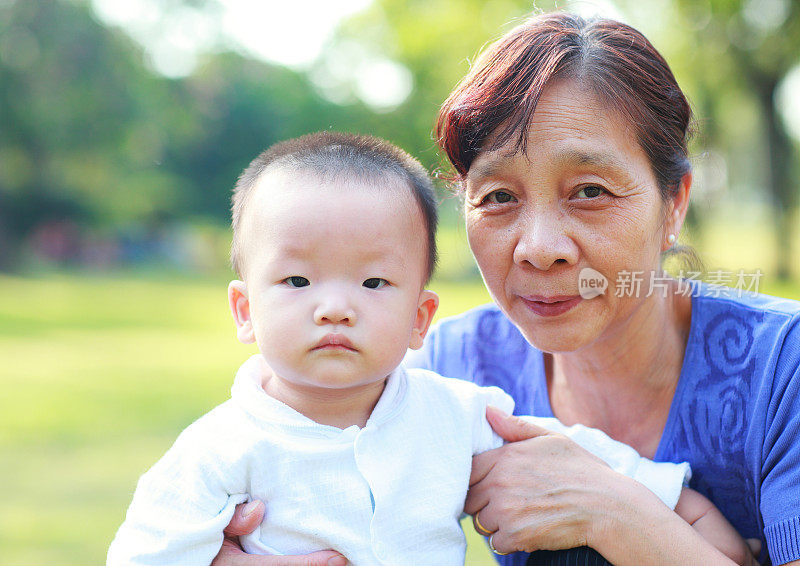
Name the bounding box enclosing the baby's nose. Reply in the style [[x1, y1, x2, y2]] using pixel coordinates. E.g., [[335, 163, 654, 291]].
[[314, 299, 356, 326]]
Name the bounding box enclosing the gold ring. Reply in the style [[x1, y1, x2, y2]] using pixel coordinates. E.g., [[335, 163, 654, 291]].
[[473, 511, 493, 536], [488, 534, 509, 556]]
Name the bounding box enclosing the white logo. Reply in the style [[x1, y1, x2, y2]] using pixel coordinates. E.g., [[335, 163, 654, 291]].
[[579, 268, 608, 299]]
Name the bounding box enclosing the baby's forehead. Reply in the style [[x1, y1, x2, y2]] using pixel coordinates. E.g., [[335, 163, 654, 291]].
[[239, 167, 429, 274], [244, 165, 425, 237], [250, 165, 421, 217], [260, 162, 408, 191]]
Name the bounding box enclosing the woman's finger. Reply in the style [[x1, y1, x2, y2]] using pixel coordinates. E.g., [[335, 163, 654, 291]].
[[214, 501, 346, 566], [487, 530, 513, 556], [469, 446, 501, 487], [485, 406, 552, 442], [465, 450, 501, 515], [225, 501, 265, 537], [472, 508, 498, 536], [463, 482, 490, 516], [212, 547, 346, 566]]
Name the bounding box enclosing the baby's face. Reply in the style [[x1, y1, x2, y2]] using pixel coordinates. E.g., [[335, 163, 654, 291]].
[[230, 168, 437, 390]]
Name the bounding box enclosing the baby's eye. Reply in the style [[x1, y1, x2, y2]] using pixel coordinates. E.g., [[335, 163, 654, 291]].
[[575, 185, 606, 199], [482, 190, 516, 205], [363, 278, 388, 289], [284, 276, 310, 288]]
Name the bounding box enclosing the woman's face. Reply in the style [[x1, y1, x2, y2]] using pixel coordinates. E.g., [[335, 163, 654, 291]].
[[464, 79, 683, 353]]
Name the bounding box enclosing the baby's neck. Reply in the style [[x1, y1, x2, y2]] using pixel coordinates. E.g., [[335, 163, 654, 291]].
[[261, 373, 387, 429]]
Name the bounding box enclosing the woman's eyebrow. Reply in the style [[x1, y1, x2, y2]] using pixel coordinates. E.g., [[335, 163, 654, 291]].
[[560, 149, 628, 174], [468, 151, 518, 181], [468, 148, 635, 185]]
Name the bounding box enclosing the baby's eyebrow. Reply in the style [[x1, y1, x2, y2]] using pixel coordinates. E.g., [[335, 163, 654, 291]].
[[275, 244, 311, 258]]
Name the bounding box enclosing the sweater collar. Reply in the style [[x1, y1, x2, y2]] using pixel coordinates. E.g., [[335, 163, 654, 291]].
[[230, 355, 407, 437]]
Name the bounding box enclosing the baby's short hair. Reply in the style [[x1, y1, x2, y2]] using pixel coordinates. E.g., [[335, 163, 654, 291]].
[[230, 132, 438, 282]]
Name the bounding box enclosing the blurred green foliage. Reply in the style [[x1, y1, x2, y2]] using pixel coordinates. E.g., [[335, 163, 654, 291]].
[[667, 0, 800, 279], [334, 0, 800, 278], [1, 1, 800, 562], [1, 0, 799, 276], [0, 0, 432, 267]]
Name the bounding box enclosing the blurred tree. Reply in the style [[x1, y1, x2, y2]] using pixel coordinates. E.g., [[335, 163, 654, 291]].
[[0, 0, 184, 266], [328, 0, 554, 171], [666, 0, 800, 280], [6, 0, 797, 278], [0, 0, 378, 269], [169, 53, 375, 221], [333, 0, 800, 279]]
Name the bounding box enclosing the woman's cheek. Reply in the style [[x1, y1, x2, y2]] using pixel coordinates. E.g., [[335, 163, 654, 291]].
[[467, 219, 511, 296], [586, 214, 660, 277]]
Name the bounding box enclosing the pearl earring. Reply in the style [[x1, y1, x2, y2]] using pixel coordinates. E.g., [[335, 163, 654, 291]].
[[667, 234, 676, 246]]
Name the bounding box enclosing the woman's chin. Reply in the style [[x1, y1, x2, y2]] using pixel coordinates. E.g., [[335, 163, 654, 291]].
[[521, 327, 594, 353], [507, 301, 603, 353]]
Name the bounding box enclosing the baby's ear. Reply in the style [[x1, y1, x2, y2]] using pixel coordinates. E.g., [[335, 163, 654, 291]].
[[228, 280, 255, 344], [409, 290, 439, 350]]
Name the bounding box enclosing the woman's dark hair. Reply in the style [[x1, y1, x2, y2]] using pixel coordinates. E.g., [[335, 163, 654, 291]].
[[436, 12, 692, 201]]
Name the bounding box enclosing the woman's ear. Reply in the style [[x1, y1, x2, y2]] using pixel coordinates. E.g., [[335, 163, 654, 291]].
[[409, 290, 440, 350], [228, 280, 255, 344], [663, 172, 692, 250]]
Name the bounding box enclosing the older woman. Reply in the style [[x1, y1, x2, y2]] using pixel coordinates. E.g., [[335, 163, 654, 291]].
[[215, 12, 800, 566]]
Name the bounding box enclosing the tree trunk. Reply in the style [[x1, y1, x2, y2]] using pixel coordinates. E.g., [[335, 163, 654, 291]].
[[758, 80, 796, 281]]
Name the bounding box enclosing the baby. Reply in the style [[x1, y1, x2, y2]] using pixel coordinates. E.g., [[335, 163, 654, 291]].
[[108, 132, 748, 565]]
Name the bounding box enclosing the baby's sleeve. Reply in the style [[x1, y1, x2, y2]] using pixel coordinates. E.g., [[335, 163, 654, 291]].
[[107, 420, 249, 566], [471, 386, 516, 455], [521, 416, 691, 510]]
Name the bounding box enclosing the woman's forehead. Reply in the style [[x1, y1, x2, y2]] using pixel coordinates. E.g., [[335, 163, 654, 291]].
[[468, 81, 645, 177], [468, 145, 632, 181]]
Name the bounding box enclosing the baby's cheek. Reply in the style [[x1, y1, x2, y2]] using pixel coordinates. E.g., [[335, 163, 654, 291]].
[[257, 318, 300, 361]]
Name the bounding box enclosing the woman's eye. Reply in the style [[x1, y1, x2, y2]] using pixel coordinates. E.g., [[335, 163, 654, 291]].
[[284, 276, 310, 288], [483, 190, 515, 205], [576, 186, 606, 199], [363, 278, 388, 289]]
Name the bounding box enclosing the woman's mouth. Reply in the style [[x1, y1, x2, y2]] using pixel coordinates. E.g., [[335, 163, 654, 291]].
[[519, 295, 582, 317]]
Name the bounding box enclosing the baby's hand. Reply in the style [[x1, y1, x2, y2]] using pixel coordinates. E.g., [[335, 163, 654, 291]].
[[211, 501, 347, 566], [675, 488, 759, 566]]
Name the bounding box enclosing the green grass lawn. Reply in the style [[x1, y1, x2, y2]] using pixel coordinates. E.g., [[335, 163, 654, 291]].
[[0, 271, 496, 566], [2, 211, 799, 565]]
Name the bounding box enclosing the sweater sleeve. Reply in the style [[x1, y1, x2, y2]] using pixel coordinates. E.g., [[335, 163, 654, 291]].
[[107, 417, 249, 566], [761, 319, 800, 565], [519, 416, 691, 510]]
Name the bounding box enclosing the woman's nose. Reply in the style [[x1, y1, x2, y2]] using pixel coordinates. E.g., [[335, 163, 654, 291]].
[[512, 213, 579, 271], [313, 295, 356, 326]]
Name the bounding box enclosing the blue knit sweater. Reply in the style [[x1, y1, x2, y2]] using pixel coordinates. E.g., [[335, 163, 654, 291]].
[[405, 284, 800, 565]]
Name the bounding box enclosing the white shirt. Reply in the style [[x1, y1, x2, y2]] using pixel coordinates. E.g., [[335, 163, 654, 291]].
[[108, 356, 690, 566]]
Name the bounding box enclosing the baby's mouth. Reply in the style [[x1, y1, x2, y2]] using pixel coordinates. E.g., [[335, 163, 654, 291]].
[[312, 334, 357, 352]]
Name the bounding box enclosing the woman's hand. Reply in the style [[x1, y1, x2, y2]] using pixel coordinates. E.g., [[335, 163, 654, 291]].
[[465, 406, 620, 554], [211, 501, 347, 566], [466, 407, 740, 565]]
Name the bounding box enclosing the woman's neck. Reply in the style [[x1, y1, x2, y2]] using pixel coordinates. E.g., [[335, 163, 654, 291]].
[[547, 281, 692, 456], [261, 373, 386, 429]]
